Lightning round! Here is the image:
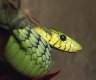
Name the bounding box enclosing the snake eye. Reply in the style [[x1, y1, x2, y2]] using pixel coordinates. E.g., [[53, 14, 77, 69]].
[[60, 34, 66, 41]]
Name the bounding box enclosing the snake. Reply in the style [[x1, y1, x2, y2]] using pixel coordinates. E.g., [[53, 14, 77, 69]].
[[0, 11, 82, 79]]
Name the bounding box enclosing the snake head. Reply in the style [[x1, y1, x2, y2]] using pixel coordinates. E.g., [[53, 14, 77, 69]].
[[35, 27, 82, 53], [46, 28, 82, 52]]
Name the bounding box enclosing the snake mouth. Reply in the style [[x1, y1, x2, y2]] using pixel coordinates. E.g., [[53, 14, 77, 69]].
[[75, 45, 82, 52], [71, 42, 82, 52]]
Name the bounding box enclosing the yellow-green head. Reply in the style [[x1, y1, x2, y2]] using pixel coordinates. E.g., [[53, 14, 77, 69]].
[[34, 27, 82, 52]]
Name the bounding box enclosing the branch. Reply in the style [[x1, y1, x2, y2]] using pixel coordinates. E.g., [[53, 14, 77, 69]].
[[24, 9, 40, 26]]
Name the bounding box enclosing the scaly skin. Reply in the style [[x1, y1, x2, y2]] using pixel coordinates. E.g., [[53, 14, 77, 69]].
[[1, 11, 82, 79], [4, 25, 51, 79]]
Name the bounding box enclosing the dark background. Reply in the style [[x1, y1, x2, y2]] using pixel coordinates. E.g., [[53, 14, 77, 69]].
[[0, 0, 96, 80], [23, 0, 96, 80]]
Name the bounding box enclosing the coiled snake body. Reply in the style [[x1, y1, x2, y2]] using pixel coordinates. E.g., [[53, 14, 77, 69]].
[[1, 12, 82, 79]]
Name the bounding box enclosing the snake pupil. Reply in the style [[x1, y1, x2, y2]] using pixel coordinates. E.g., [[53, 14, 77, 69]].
[[60, 34, 66, 41]]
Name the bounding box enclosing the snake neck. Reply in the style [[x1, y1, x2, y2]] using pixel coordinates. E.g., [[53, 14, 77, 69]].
[[34, 27, 53, 45]]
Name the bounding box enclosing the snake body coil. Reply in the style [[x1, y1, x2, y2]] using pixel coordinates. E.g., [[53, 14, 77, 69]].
[[4, 25, 51, 78], [2, 12, 82, 79]]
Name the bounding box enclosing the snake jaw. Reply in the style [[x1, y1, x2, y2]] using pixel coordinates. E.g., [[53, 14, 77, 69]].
[[60, 36, 82, 52], [66, 37, 82, 52], [68, 42, 82, 53]]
